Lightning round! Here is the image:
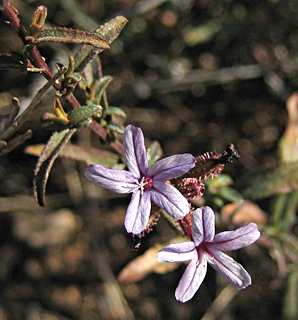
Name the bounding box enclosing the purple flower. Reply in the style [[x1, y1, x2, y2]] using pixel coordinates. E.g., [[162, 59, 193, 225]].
[[157, 206, 261, 302], [85, 125, 196, 235]]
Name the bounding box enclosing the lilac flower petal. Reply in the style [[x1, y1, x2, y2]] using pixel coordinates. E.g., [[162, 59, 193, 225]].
[[157, 242, 196, 263], [85, 164, 136, 194], [123, 125, 148, 178], [206, 247, 251, 290], [147, 154, 196, 181], [124, 190, 151, 234], [211, 223, 261, 251], [175, 250, 207, 303], [192, 207, 215, 246], [151, 181, 190, 219]]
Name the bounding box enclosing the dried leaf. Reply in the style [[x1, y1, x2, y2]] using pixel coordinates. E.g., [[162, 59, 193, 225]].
[[33, 128, 77, 206], [74, 16, 128, 73], [3, 97, 20, 129], [0, 129, 32, 156], [0, 52, 27, 72], [26, 144, 119, 166], [118, 241, 183, 283], [33, 27, 110, 48], [221, 201, 268, 225], [278, 93, 298, 163]]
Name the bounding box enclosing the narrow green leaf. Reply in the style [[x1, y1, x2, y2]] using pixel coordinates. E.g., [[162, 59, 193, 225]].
[[219, 187, 243, 202], [26, 144, 119, 167], [102, 106, 126, 119], [105, 123, 125, 134], [283, 271, 298, 320], [33, 128, 77, 206], [68, 104, 102, 127], [74, 16, 128, 73], [237, 162, 298, 200], [147, 141, 163, 167], [33, 27, 110, 48], [29, 5, 48, 39], [93, 76, 113, 103]]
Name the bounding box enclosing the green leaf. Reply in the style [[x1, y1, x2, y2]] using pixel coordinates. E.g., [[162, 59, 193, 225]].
[[219, 187, 243, 202], [147, 141, 163, 167], [93, 76, 113, 103], [74, 16, 128, 73], [105, 122, 125, 134], [33, 128, 77, 206], [68, 104, 102, 127], [33, 27, 110, 48], [26, 144, 119, 167], [102, 106, 126, 119], [29, 5, 48, 39], [237, 162, 298, 200], [183, 20, 222, 46]]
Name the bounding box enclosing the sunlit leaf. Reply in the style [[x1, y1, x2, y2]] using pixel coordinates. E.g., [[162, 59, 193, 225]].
[[74, 16, 128, 73], [26, 143, 119, 166], [33, 27, 110, 48], [68, 104, 102, 127], [33, 128, 77, 206]]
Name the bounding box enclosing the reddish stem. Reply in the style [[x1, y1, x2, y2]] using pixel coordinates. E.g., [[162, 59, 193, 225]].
[[2, 0, 107, 142]]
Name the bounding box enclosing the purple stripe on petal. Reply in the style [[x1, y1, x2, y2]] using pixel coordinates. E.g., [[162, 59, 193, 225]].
[[211, 223, 260, 251], [123, 125, 148, 178], [85, 164, 136, 194], [206, 247, 251, 290], [151, 181, 190, 219], [148, 154, 196, 181], [192, 207, 215, 246], [124, 190, 151, 234], [175, 250, 207, 303], [157, 242, 196, 263]]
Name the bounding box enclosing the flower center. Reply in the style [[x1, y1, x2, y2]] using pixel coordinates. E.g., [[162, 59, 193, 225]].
[[133, 176, 152, 195]]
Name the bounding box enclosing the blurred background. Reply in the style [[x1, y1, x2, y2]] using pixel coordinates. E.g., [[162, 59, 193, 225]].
[[1, 0, 298, 319]]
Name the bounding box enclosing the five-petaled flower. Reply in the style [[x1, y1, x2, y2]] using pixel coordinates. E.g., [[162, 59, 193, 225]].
[[85, 125, 196, 235], [157, 206, 261, 302]]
